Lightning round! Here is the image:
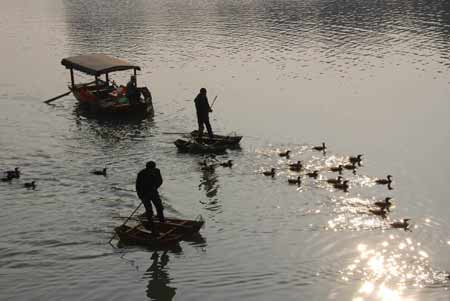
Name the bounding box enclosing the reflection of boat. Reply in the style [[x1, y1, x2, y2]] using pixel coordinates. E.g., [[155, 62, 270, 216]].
[[138, 215, 205, 236], [115, 224, 183, 248], [61, 54, 153, 117], [174, 139, 227, 154], [186, 130, 242, 147]]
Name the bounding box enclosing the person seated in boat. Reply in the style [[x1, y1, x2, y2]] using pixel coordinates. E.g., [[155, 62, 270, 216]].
[[136, 161, 165, 234], [126, 75, 140, 104], [194, 88, 214, 139]]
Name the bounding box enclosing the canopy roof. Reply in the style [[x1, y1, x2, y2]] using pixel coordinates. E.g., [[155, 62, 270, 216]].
[[61, 54, 141, 76]]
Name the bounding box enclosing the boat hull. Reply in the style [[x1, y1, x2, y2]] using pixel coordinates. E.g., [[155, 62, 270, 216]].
[[71, 85, 154, 118], [115, 224, 183, 248], [174, 139, 228, 154], [187, 130, 242, 147]]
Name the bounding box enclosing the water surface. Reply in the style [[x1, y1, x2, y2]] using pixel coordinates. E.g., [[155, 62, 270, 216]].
[[1, 0, 450, 300]]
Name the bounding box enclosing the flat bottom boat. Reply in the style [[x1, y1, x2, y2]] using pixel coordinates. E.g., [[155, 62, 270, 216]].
[[115, 224, 183, 248], [137, 215, 205, 235], [186, 130, 242, 147], [174, 139, 228, 154]]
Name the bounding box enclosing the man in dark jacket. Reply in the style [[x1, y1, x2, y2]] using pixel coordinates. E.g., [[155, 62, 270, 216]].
[[136, 161, 165, 232], [126, 75, 140, 104], [194, 88, 214, 138]]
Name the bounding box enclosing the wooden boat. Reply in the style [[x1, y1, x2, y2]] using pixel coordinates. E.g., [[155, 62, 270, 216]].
[[61, 54, 153, 117], [186, 130, 242, 147], [114, 224, 183, 248], [137, 215, 205, 236], [174, 138, 228, 154]]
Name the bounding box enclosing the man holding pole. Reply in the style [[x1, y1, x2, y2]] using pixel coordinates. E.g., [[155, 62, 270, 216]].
[[135, 161, 165, 234], [194, 88, 214, 139]]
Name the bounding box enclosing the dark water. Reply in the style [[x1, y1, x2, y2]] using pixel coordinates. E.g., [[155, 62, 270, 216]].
[[1, 0, 450, 300]]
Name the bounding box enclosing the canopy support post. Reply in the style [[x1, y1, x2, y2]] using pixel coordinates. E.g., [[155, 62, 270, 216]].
[[70, 68, 75, 88], [134, 68, 137, 86], [105, 73, 109, 86]]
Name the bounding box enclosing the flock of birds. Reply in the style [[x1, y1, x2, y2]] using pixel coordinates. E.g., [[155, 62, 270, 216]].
[[261, 142, 410, 231], [1, 143, 408, 230], [1, 167, 109, 190]]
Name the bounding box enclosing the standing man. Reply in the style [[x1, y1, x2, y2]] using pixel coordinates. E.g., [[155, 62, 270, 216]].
[[136, 161, 165, 233], [126, 75, 140, 104], [194, 88, 214, 139]]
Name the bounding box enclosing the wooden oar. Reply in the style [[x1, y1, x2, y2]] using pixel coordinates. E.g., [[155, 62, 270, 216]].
[[44, 91, 71, 104], [210, 95, 218, 109], [108, 202, 142, 244]]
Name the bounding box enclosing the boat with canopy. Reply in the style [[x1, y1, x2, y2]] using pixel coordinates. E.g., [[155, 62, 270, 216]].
[[59, 54, 153, 117]]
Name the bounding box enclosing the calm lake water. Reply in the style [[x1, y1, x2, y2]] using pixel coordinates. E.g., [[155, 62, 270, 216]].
[[1, 0, 450, 300]]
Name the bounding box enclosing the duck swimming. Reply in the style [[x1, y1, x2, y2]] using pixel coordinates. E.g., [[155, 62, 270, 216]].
[[1, 175, 13, 182], [343, 162, 357, 174], [92, 168, 107, 176], [369, 208, 387, 219], [289, 161, 303, 171], [288, 176, 301, 186], [375, 175, 393, 185], [220, 160, 233, 168], [5, 167, 20, 179], [390, 219, 410, 230], [24, 181, 36, 189], [306, 170, 319, 179], [326, 176, 343, 184], [263, 168, 276, 177], [333, 180, 349, 192], [313, 142, 326, 153], [374, 197, 393, 212], [349, 154, 363, 166], [279, 150, 291, 158], [329, 165, 343, 175]]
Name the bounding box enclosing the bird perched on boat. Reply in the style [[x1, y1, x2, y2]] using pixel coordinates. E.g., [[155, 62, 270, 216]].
[[92, 167, 107, 176], [24, 181, 36, 189], [374, 197, 393, 212], [263, 168, 276, 177], [279, 150, 291, 158], [369, 207, 388, 219], [390, 219, 410, 230], [343, 162, 357, 174], [289, 161, 303, 171], [349, 154, 363, 166], [288, 176, 301, 186], [375, 175, 393, 185], [220, 160, 233, 168], [4, 167, 20, 179], [333, 180, 349, 192], [329, 165, 343, 175], [313, 142, 326, 154], [306, 170, 319, 179], [327, 176, 343, 185]]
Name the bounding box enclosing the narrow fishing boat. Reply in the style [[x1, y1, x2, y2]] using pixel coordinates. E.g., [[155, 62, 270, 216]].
[[114, 224, 183, 248], [138, 215, 205, 236], [186, 130, 242, 147], [174, 139, 228, 154], [60, 54, 153, 117]]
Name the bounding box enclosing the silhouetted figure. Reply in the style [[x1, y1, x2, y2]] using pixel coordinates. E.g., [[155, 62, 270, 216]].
[[194, 88, 213, 139], [136, 161, 165, 233], [126, 75, 140, 104]]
